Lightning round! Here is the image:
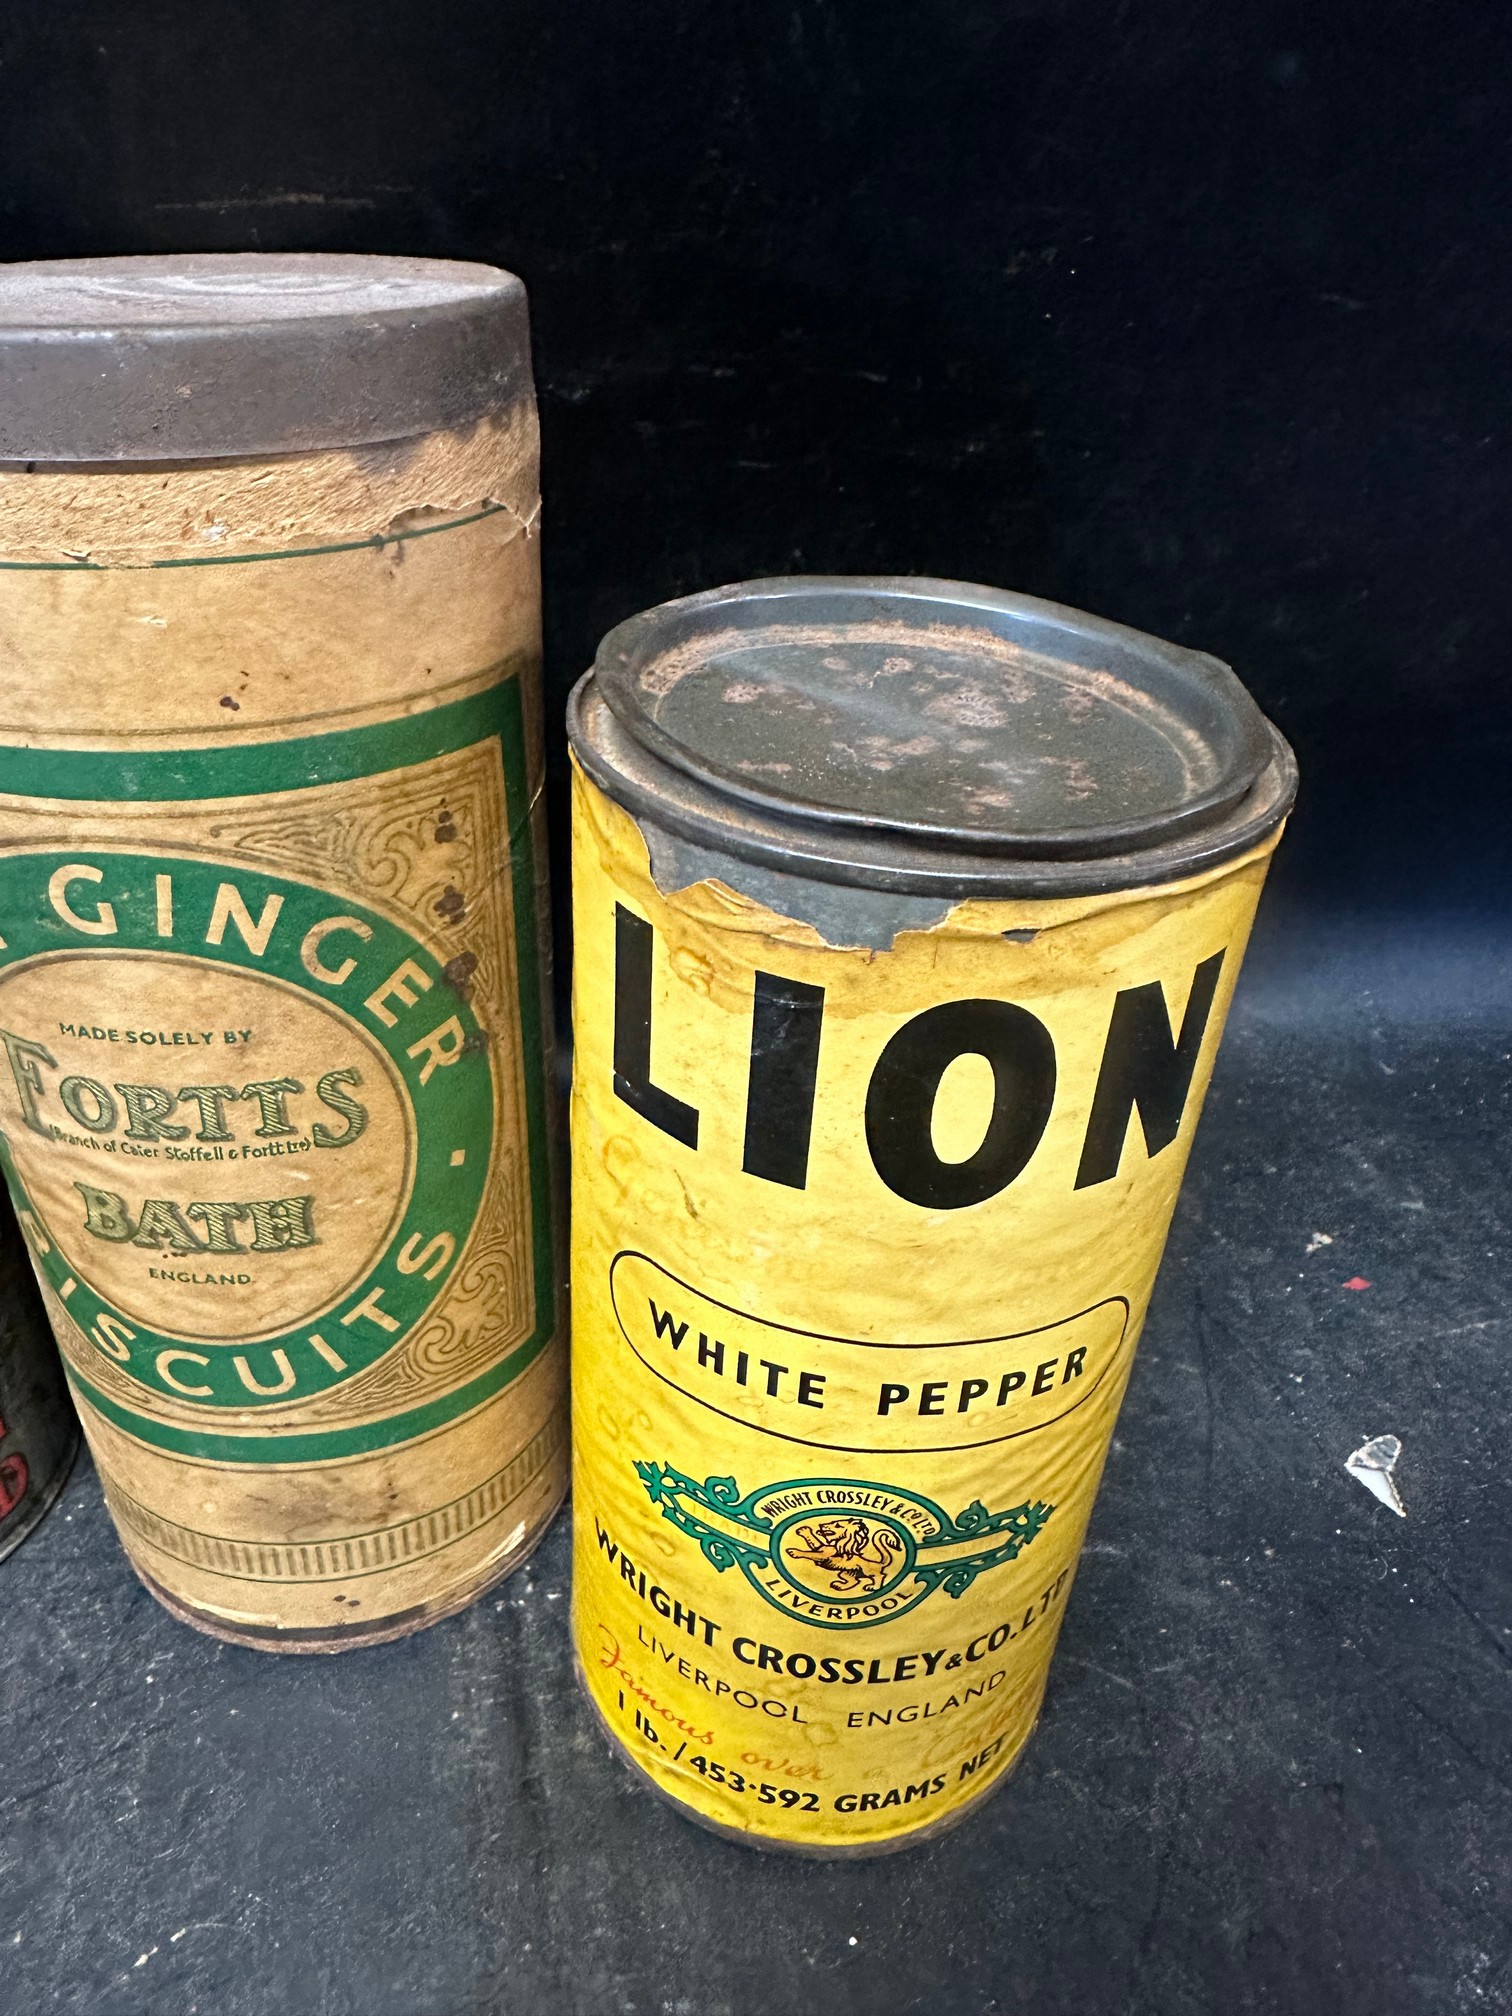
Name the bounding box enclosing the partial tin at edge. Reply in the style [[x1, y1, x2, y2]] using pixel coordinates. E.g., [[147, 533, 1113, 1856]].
[[0, 1195, 79, 1563]]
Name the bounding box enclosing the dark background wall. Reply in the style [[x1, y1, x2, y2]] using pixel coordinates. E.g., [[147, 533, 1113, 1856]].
[[0, 0, 1507, 954]]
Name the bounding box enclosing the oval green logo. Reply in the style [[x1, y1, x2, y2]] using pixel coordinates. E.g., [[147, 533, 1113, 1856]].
[[0, 849, 493, 1409], [635, 1461, 1055, 1630]]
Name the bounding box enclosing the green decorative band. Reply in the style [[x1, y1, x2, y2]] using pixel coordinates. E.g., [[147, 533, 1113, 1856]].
[[0, 680, 523, 803], [0, 502, 514, 572], [101, 1407, 565, 1581], [66, 1322, 554, 1464]]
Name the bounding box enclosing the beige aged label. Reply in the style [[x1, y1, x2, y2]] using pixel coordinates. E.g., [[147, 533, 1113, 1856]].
[[570, 761, 1278, 1849], [0, 451, 565, 1639]]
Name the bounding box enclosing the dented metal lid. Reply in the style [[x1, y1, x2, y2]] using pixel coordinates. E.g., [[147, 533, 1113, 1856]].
[[569, 577, 1297, 899], [0, 253, 532, 460]]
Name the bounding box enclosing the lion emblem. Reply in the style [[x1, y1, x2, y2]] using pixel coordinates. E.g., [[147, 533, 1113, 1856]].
[[787, 1517, 902, 1595]]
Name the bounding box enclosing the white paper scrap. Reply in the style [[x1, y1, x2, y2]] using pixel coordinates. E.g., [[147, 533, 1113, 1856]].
[[1345, 1434, 1406, 1517]]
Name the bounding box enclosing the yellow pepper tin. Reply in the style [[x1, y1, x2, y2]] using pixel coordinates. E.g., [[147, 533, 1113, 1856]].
[[568, 577, 1295, 1852]]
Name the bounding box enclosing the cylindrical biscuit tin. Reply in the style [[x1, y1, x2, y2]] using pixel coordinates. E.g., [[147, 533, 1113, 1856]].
[[0, 256, 566, 1649], [0, 1193, 79, 1561], [568, 577, 1295, 1852]]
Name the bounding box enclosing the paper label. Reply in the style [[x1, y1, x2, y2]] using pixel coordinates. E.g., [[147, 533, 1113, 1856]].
[[0, 499, 564, 1635], [570, 761, 1276, 1849]]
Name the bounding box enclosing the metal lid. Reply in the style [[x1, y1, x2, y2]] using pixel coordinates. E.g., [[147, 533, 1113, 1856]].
[[0, 254, 532, 461], [570, 577, 1297, 899]]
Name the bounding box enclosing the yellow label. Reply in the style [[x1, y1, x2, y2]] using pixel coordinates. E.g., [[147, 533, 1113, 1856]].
[[0, 459, 565, 1643], [570, 760, 1277, 1849]]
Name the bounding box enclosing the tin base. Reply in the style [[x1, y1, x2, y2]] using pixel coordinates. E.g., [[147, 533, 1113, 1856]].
[[574, 1650, 1033, 1859], [0, 1421, 79, 1564], [132, 1485, 568, 1653]]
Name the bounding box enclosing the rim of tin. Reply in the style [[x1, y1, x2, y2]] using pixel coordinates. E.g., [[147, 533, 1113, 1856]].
[[131, 1480, 567, 1652], [593, 576, 1276, 861], [0, 253, 533, 461], [569, 577, 1298, 902]]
